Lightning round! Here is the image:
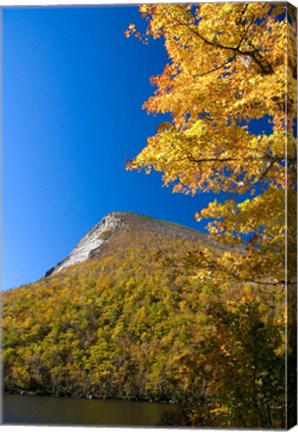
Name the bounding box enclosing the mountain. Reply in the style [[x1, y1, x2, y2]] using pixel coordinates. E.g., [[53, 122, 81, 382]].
[[2, 212, 285, 427], [4, 212, 216, 400]]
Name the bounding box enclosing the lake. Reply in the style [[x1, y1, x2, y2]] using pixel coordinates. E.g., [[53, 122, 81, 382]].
[[3, 393, 176, 426]]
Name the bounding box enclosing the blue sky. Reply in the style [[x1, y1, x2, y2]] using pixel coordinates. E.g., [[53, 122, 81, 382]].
[[2, 6, 214, 290]]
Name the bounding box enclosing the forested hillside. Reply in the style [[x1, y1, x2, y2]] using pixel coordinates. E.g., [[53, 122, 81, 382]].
[[3, 213, 285, 427]]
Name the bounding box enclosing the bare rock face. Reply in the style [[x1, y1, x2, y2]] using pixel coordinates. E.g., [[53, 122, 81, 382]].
[[49, 212, 126, 276], [45, 211, 206, 277]]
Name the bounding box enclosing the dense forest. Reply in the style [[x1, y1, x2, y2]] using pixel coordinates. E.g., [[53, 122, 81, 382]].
[[3, 216, 286, 428]]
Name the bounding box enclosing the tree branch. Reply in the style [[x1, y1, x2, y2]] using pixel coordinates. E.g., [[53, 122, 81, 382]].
[[237, 13, 254, 49], [186, 153, 238, 164], [173, 16, 274, 75], [194, 57, 235, 78]]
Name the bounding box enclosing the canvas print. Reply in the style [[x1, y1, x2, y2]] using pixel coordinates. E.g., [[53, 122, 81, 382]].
[[2, 2, 297, 429]]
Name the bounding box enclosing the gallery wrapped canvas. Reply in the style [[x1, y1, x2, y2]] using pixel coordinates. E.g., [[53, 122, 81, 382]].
[[2, 2, 297, 429]]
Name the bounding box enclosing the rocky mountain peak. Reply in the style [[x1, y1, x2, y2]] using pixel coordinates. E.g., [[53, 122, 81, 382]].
[[45, 211, 205, 277], [46, 212, 128, 276]]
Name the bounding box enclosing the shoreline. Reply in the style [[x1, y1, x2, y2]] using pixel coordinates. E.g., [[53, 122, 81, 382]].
[[3, 390, 174, 405]]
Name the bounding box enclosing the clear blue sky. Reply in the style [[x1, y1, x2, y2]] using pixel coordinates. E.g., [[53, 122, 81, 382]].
[[3, 6, 215, 291]]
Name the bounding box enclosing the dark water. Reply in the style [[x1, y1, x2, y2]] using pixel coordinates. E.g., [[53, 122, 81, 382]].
[[3, 393, 176, 426]]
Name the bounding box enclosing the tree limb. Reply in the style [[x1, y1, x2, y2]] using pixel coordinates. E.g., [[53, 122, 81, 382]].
[[193, 57, 235, 78], [173, 16, 274, 75]]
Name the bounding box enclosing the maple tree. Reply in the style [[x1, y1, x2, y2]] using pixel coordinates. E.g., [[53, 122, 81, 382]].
[[126, 2, 296, 304]]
